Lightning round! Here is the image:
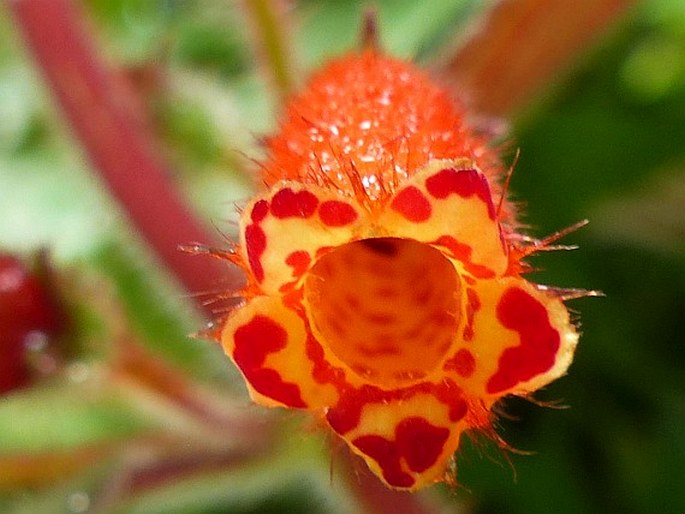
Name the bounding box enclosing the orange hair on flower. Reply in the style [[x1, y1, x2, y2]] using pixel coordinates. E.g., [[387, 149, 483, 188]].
[[214, 44, 581, 490]]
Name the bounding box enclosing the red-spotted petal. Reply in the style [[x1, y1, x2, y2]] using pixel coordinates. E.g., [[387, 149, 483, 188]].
[[241, 182, 362, 294], [442, 279, 578, 398], [221, 295, 340, 409], [377, 159, 507, 279], [326, 382, 469, 490]]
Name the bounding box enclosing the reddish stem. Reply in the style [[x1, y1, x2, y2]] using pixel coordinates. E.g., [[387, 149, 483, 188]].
[[438, 0, 634, 116], [8, 0, 242, 315]]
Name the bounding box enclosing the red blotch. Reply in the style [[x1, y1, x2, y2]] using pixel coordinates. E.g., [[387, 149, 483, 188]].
[[432, 236, 496, 279], [251, 199, 269, 222], [486, 287, 561, 394], [390, 186, 432, 222], [425, 168, 496, 219], [444, 349, 476, 378], [463, 287, 481, 341], [434, 380, 468, 422], [305, 329, 348, 386], [245, 224, 266, 282], [396, 417, 450, 473], [270, 188, 319, 218], [319, 200, 358, 226], [326, 380, 466, 435], [351, 417, 449, 487], [352, 435, 415, 488], [233, 315, 307, 407], [327, 386, 388, 434], [244, 368, 307, 408], [282, 303, 349, 388], [285, 250, 310, 278]]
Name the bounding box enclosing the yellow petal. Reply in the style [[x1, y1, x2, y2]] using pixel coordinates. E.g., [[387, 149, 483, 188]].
[[325, 382, 470, 490], [240, 182, 363, 294], [376, 159, 508, 278], [443, 278, 578, 398], [221, 295, 340, 409]]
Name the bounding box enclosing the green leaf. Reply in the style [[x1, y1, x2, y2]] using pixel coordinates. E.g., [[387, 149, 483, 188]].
[[0, 383, 150, 452]]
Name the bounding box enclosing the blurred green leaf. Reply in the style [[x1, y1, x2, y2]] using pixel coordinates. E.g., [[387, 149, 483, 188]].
[[591, 165, 685, 254], [91, 242, 230, 382], [294, 0, 475, 65], [0, 384, 150, 452]]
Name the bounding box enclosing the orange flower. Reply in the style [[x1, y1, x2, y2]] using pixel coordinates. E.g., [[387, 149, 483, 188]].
[[218, 51, 578, 490]]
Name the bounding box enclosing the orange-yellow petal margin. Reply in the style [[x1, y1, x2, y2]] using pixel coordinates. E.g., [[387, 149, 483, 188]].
[[217, 50, 581, 491]]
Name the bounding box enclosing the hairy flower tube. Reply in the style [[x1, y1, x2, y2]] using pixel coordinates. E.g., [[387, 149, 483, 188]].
[[215, 50, 579, 490]]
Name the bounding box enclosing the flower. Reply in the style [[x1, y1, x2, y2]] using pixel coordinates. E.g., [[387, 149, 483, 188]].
[[217, 51, 578, 490]]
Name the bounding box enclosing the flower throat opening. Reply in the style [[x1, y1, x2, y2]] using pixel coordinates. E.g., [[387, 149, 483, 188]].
[[304, 238, 461, 387]]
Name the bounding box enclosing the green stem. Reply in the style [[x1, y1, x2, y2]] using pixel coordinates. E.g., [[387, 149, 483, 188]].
[[243, 0, 297, 101]]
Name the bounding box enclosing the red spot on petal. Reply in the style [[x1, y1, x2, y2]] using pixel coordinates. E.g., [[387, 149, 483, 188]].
[[234, 315, 286, 368], [463, 287, 481, 341], [319, 200, 358, 226], [271, 188, 319, 218], [432, 236, 496, 278], [285, 250, 311, 278], [352, 435, 415, 488], [425, 168, 496, 219], [390, 186, 432, 222], [244, 224, 266, 282], [486, 287, 561, 394], [233, 315, 307, 407], [431, 378, 469, 422], [444, 349, 476, 378], [251, 199, 269, 222], [351, 417, 449, 487], [447, 397, 468, 422], [305, 329, 348, 386], [326, 380, 466, 434], [327, 385, 378, 435], [244, 368, 308, 408], [396, 417, 450, 473]]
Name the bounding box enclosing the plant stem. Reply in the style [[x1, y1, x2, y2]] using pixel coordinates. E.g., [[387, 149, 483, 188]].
[[242, 0, 298, 102], [437, 0, 635, 116], [8, 0, 242, 315]]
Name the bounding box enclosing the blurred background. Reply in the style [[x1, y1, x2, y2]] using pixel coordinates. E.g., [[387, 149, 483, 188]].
[[1, 1, 684, 513]]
